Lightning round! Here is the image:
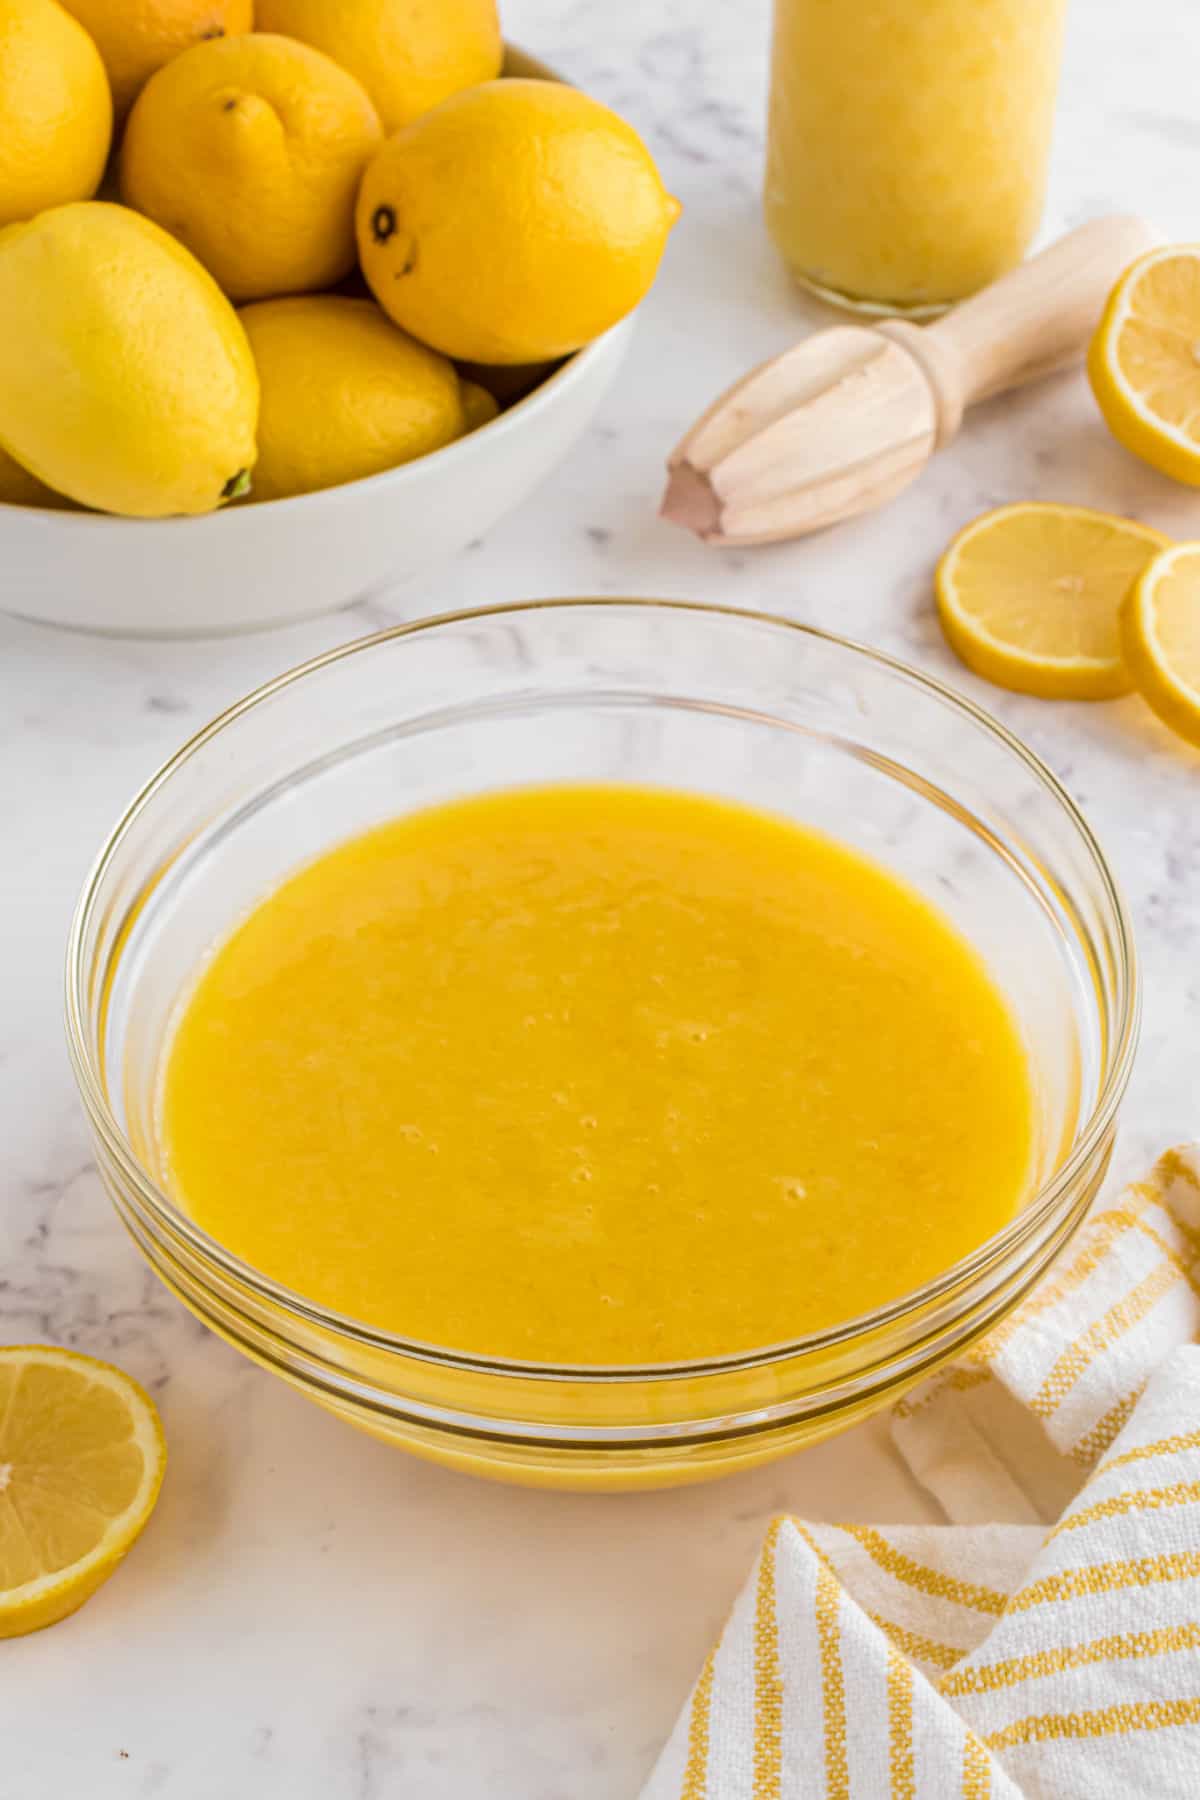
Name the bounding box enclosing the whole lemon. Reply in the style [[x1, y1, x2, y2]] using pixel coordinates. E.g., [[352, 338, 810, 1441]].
[[239, 296, 466, 501], [357, 80, 680, 364], [0, 203, 258, 516], [0, 0, 112, 227], [459, 380, 499, 432], [121, 33, 381, 302], [0, 445, 71, 508], [60, 0, 253, 120], [458, 357, 557, 408], [255, 0, 500, 132]]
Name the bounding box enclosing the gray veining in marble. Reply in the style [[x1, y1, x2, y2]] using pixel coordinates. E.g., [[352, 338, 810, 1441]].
[[2, 0, 1198, 1793]]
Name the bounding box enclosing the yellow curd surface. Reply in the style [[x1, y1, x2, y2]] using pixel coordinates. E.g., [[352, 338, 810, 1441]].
[[765, 0, 1068, 309], [161, 784, 1033, 1365]]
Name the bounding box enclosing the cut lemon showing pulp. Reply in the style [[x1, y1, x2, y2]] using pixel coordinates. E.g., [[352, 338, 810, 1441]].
[[1089, 245, 1200, 486], [936, 503, 1170, 699], [0, 1346, 166, 1638], [1121, 542, 1200, 748]]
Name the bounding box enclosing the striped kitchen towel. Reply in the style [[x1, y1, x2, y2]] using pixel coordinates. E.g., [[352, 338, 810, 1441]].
[[642, 1144, 1200, 1798]]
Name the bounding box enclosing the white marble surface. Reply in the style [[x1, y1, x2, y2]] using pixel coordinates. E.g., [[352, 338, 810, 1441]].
[[3, 0, 1200, 1792]]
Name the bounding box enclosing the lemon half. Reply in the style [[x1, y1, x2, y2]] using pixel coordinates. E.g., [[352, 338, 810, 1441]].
[[1089, 245, 1200, 487], [0, 1346, 166, 1638], [936, 502, 1169, 700], [1121, 542, 1200, 748]]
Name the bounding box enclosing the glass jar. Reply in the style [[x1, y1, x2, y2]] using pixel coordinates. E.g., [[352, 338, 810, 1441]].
[[765, 0, 1069, 316]]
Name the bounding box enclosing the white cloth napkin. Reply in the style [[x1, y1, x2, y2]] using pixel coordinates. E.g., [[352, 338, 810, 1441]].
[[643, 1145, 1200, 1799]]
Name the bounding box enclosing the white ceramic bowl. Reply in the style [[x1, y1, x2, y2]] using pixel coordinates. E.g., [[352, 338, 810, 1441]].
[[0, 47, 636, 638], [0, 321, 633, 636]]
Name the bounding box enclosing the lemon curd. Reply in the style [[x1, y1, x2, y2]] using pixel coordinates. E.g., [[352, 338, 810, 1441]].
[[765, 0, 1068, 312], [161, 784, 1034, 1365]]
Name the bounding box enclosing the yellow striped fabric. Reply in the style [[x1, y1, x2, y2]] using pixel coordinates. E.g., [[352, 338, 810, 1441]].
[[642, 1145, 1200, 1799]]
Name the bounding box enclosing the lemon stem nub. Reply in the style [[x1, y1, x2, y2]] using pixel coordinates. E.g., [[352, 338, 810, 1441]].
[[221, 468, 252, 502], [372, 204, 398, 244]]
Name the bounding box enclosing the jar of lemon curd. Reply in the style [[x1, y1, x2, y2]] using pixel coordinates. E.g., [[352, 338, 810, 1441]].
[[764, 0, 1069, 315]]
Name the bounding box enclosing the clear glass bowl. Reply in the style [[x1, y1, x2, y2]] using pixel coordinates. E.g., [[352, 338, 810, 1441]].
[[65, 600, 1137, 1490]]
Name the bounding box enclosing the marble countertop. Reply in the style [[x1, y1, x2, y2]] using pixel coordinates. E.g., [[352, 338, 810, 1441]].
[[3, 0, 1199, 1792]]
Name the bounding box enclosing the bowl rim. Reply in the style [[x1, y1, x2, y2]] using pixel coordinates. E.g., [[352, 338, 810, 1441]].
[[65, 597, 1140, 1381]]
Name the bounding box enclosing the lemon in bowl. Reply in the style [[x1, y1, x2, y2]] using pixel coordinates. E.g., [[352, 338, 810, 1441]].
[[60, 0, 254, 121], [120, 31, 384, 303], [357, 77, 680, 363], [0, 202, 258, 518], [0, 0, 112, 226], [255, 0, 502, 131], [238, 296, 469, 503], [0, 48, 664, 633]]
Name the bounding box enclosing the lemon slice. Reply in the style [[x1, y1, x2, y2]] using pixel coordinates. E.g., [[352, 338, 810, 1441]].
[[1121, 542, 1200, 747], [935, 503, 1170, 699], [1089, 245, 1200, 486], [0, 1346, 166, 1638]]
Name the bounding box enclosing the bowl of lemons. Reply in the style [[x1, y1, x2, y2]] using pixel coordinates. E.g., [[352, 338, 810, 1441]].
[[0, 10, 678, 634]]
